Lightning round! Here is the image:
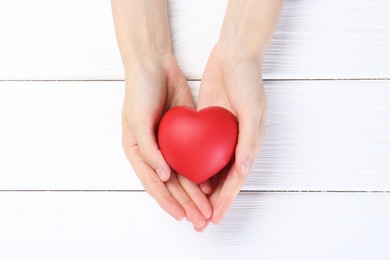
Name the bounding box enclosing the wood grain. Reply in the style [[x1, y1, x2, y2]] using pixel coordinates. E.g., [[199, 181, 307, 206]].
[[0, 0, 388, 258], [0, 0, 389, 80], [1, 80, 389, 191], [0, 192, 389, 259]]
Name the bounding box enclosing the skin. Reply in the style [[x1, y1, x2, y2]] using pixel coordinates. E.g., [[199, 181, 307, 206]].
[[112, 0, 283, 231], [198, 0, 284, 225]]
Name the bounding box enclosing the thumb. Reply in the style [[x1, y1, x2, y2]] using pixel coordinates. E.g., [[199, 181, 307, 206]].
[[132, 120, 171, 182], [234, 105, 265, 178], [169, 77, 196, 109]]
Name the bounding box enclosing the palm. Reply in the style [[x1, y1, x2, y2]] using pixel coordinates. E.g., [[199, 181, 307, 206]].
[[198, 48, 231, 111]]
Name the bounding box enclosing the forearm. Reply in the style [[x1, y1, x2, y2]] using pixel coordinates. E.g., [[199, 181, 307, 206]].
[[219, 0, 284, 60], [111, 0, 172, 69]]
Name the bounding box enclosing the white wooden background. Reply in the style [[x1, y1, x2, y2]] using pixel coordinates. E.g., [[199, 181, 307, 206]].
[[0, 0, 389, 259]]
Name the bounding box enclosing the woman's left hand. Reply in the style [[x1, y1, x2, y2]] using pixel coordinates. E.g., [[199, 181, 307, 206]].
[[197, 42, 267, 224]]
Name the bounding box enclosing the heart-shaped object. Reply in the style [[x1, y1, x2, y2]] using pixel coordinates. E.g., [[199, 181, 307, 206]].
[[158, 106, 238, 184]]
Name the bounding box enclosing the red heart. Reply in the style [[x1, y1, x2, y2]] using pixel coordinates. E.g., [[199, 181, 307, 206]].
[[158, 106, 238, 184]]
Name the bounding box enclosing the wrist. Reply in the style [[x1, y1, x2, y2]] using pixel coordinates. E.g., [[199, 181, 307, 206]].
[[218, 5, 269, 61], [113, 0, 173, 70], [120, 28, 173, 69], [218, 19, 270, 62], [218, 0, 283, 61], [123, 51, 176, 77], [216, 34, 266, 63], [122, 44, 173, 71], [214, 37, 265, 68]]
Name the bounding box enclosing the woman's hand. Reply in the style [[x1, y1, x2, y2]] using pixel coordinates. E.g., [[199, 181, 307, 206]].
[[198, 0, 284, 224], [122, 54, 212, 230], [112, 0, 212, 231], [197, 43, 267, 224]]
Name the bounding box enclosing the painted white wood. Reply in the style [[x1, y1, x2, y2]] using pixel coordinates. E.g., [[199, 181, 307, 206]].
[[0, 0, 389, 80], [1, 80, 389, 191], [0, 0, 122, 80], [0, 192, 389, 259], [171, 0, 390, 80], [0, 0, 387, 258], [0, 81, 131, 190]]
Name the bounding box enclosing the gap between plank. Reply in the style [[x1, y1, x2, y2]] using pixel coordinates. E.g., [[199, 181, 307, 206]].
[[0, 190, 389, 193], [0, 78, 389, 82]]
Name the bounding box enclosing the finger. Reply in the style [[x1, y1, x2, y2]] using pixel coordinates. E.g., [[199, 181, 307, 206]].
[[209, 106, 267, 224], [130, 118, 171, 182], [168, 77, 196, 109], [177, 175, 213, 219], [210, 166, 244, 224], [194, 220, 211, 233], [136, 161, 186, 221], [234, 103, 266, 179], [122, 122, 185, 221], [123, 146, 185, 221], [210, 106, 267, 224], [209, 166, 230, 207], [258, 101, 267, 145], [209, 174, 221, 193], [165, 174, 207, 229], [199, 180, 212, 195]]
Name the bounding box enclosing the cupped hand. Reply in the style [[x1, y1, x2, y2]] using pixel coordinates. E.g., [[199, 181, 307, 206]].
[[121, 53, 212, 231], [198, 43, 267, 224]]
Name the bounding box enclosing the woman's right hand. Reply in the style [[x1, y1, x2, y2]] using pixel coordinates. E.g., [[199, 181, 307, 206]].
[[121, 53, 212, 231], [112, 0, 213, 231]]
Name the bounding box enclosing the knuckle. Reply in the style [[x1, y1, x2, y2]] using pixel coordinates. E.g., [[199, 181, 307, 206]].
[[181, 196, 193, 207], [166, 178, 181, 190], [143, 178, 160, 197], [138, 146, 151, 162], [138, 147, 161, 169]]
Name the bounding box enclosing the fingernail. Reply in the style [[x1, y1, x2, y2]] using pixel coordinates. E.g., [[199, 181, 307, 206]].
[[240, 160, 250, 177], [204, 209, 212, 220], [175, 214, 185, 221], [195, 219, 207, 229], [156, 168, 167, 181], [195, 220, 210, 232], [204, 220, 211, 228]]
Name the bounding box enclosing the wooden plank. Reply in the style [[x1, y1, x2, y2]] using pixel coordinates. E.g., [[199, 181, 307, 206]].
[[171, 0, 390, 80], [0, 192, 389, 259], [0, 81, 131, 189], [0, 80, 389, 191], [0, 0, 389, 80]]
